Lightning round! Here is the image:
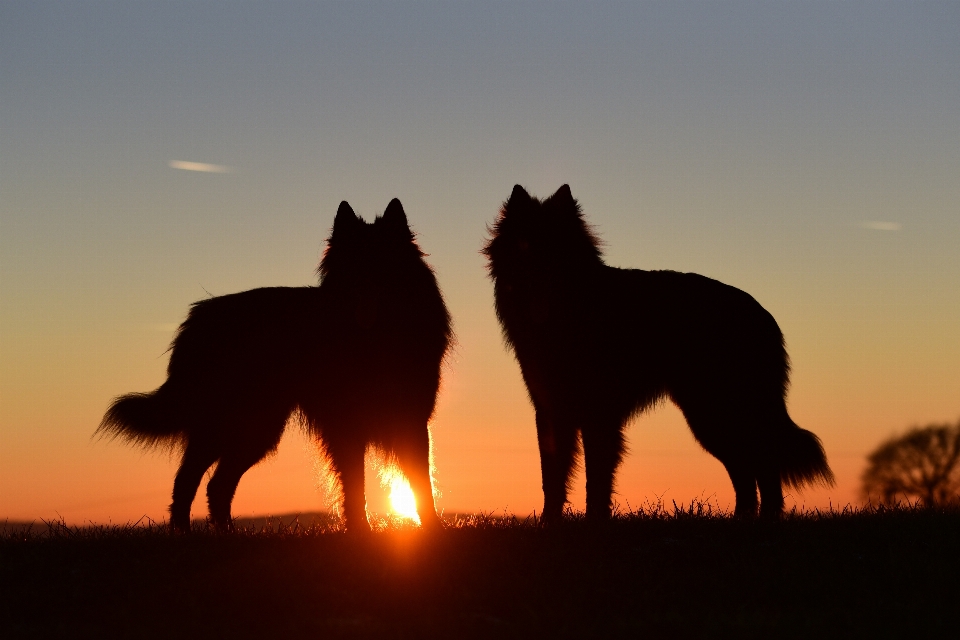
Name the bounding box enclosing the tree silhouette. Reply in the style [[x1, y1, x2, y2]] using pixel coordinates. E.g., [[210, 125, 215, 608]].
[[862, 420, 960, 507]]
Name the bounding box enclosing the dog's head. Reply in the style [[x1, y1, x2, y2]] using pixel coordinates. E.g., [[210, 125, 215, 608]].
[[319, 199, 425, 278], [483, 184, 603, 284]]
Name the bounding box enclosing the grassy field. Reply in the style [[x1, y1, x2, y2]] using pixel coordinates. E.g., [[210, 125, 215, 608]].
[[3, 504, 958, 639]]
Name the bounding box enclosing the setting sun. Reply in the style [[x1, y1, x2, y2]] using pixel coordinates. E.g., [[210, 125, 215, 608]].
[[380, 465, 421, 524]]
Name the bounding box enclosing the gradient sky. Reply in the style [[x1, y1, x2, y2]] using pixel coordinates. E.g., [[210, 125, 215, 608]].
[[2, 1, 958, 524]]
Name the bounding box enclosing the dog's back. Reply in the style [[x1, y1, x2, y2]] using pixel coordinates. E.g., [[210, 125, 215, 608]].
[[601, 269, 789, 397], [166, 287, 320, 400]]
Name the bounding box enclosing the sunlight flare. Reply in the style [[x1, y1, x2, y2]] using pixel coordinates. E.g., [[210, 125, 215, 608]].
[[379, 464, 421, 524]]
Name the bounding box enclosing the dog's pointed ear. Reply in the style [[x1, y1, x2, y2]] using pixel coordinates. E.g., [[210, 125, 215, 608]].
[[332, 201, 362, 238], [547, 184, 580, 217], [509, 184, 531, 205], [382, 198, 408, 228], [502, 184, 534, 219], [380, 198, 414, 239], [552, 184, 573, 203]]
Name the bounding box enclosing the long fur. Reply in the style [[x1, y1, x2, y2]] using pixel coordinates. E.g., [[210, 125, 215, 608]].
[[98, 199, 451, 532], [483, 184, 833, 521]]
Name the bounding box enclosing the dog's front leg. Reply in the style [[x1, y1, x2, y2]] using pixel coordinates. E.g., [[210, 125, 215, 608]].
[[537, 408, 578, 525]]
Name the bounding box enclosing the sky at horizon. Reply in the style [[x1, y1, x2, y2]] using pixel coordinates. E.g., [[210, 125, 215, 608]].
[[2, 1, 959, 524]]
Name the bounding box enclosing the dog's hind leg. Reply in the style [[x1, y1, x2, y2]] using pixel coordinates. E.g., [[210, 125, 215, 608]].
[[681, 407, 760, 518], [206, 421, 284, 532], [582, 420, 626, 521], [537, 409, 580, 525], [722, 460, 759, 518], [171, 440, 219, 533], [206, 452, 264, 532], [757, 466, 784, 519]]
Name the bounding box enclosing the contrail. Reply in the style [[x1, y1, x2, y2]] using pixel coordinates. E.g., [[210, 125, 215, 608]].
[[860, 221, 901, 231], [169, 160, 233, 173]]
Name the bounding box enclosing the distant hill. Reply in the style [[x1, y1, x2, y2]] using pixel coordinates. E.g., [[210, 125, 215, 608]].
[[1, 519, 40, 533]]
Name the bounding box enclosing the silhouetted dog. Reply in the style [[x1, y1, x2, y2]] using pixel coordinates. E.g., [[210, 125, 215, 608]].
[[98, 200, 451, 532], [484, 185, 833, 521]]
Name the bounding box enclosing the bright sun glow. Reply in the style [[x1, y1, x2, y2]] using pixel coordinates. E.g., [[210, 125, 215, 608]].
[[380, 465, 421, 524]]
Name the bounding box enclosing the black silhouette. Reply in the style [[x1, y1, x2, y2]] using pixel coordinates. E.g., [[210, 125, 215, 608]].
[[862, 420, 960, 507], [483, 185, 833, 521], [98, 200, 451, 532]]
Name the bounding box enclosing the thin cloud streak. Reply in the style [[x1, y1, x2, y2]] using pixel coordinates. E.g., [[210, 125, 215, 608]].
[[860, 221, 902, 232], [169, 160, 233, 173]]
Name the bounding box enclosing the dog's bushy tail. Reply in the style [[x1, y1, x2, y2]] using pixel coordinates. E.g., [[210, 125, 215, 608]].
[[779, 420, 835, 490], [97, 386, 184, 450]]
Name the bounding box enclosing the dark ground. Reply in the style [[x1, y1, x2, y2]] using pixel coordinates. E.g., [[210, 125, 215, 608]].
[[2, 505, 958, 639]]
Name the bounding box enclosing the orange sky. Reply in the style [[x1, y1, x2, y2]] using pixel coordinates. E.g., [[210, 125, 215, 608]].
[[2, 2, 959, 524]]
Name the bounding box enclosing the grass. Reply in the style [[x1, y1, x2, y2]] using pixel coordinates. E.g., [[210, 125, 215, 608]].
[[2, 503, 959, 639]]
